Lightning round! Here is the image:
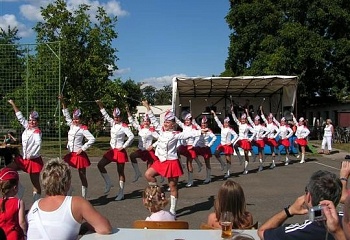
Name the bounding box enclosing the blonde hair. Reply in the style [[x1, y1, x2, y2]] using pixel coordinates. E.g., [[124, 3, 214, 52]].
[[41, 158, 71, 196], [143, 185, 168, 212]]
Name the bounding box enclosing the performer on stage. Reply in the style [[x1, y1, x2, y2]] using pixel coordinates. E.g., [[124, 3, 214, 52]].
[[246, 109, 269, 172], [175, 113, 203, 187], [212, 110, 238, 179], [231, 107, 255, 175], [192, 116, 217, 184], [291, 113, 310, 164], [59, 96, 95, 198], [273, 117, 294, 165], [260, 106, 280, 169], [96, 100, 134, 201], [142, 100, 204, 215], [7, 100, 43, 202], [127, 106, 158, 182]]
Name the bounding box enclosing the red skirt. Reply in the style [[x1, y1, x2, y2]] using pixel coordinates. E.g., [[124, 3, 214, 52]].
[[136, 149, 158, 163], [216, 144, 234, 154], [253, 139, 265, 148], [64, 152, 91, 169], [178, 145, 197, 159], [151, 159, 183, 178], [279, 138, 290, 147], [237, 140, 252, 150], [14, 156, 43, 174], [264, 138, 278, 147], [194, 146, 212, 159], [103, 148, 129, 163], [295, 138, 308, 146]]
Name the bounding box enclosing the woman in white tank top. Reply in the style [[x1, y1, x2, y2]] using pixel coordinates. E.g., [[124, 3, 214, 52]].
[[320, 119, 334, 155], [27, 159, 112, 240]]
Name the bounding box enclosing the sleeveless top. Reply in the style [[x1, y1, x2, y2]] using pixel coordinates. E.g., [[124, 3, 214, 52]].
[[0, 197, 24, 240], [27, 196, 81, 240]]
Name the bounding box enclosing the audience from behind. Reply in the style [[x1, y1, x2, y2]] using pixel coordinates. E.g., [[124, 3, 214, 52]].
[[0, 168, 26, 240], [320, 197, 349, 240], [340, 161, 350, 204], [143, 185, 175, 221], [207, 180, 253, 229], [26, 158, 112, 239], [258, 170, 342, 240]]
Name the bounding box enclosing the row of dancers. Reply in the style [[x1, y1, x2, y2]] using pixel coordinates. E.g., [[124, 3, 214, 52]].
[[3, 98, 309, 216]]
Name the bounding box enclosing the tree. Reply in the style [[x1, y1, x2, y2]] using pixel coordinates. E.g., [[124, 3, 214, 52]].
[[33, 0, 118, 121], [154, 84, 172, 105], [142, 85, 156, 105], [224, 0, 350, 105]]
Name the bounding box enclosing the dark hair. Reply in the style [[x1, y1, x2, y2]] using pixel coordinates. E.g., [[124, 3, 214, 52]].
[[306, 170, 342, 206], [0, 179, 18, 212]]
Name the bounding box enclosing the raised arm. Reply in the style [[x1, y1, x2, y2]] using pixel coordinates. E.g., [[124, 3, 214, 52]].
[[8, 99, 20, 113], [211, 110, 223, 129]]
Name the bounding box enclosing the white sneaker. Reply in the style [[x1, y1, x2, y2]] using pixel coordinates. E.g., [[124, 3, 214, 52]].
[[186, 181, 193, 187], [132, 173, 142, 183], [115, 193, 124, 201], [242, 170, 248, 175], [269, 163, 276, 169], [299, 160, 305, 164], [258, 165, 263, 172]]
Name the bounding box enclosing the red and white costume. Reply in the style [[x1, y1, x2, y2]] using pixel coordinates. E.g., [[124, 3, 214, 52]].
[[231, 113, 255, 150], [261, 113, 280, 148], [213, 116, 238, 154], [247, 115, 269, 149], [175, 114, 198, 160], [101, 108, 134, 163], [128, 115, 158, 163], [148, 110, 201, 178], [274, 117, 294, 148], [14, 111, 43, 173], [193, 120, 217, 159], [293, 116, 310, 147]]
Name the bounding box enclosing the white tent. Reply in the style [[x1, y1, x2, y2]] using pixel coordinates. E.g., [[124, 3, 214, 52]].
[[171, 75, 298, 120]]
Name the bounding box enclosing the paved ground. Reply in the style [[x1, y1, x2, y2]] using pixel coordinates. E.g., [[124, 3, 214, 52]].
[[19, 143, 350, 234]]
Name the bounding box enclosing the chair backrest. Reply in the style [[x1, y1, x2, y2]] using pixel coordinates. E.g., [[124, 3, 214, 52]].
[[245, 221, 259, 229], [199, 223, 216, 230], [133, 220, 189, 229]]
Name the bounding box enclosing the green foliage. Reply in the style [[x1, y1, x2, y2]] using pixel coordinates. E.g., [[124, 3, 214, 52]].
[[225, 0, 350, 103]]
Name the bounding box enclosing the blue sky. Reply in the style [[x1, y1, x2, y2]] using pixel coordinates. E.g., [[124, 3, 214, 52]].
[[0, 0, 231, 88]]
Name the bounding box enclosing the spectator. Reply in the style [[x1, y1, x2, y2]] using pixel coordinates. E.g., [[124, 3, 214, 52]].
[[320, 119, 334, 155], [0, 168, 26, 240], [27, 158, 112, 239], [3, 131, 17, 145], [143, 185, 175, 221], [320, 198, 348, 240], [258, 170, 342, 240], [207, 180, 253, 229], [340, 161, 350, 204]]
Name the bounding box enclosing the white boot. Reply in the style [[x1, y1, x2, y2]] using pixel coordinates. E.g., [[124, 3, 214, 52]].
[[194, 157, 203, 172], [299, 154, 305, 163], [216, 155, 225, 171], [115, 181, 124, 201], [270, 159, 276, 169], [224, 162, 231, 179], [243, 161, 249, 175], [33, 192, 41, 202], [186, 172, 193, 187], [16, 182, 25, 199], [285, 156, 290, 165], [204, 168, 211, 184], [258, 159, 263, 172], [131, 162, 142, 182], [170, 195, 177, 215], [101, 172, 113, 194], [82, 186, 88, 199]]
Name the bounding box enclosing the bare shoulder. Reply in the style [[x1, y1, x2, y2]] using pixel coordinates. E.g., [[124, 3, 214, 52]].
[[207, 212, 220, 228]]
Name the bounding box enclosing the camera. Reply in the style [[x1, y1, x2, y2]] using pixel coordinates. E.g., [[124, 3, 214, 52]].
[[309, 205, 326, 222]]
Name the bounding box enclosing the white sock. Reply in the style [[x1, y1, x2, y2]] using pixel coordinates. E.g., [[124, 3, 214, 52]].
[[119, 180, 124, 194], [82, 186, 87, 198], [170, 195, 177, 215], [244, 161, 249, 170]]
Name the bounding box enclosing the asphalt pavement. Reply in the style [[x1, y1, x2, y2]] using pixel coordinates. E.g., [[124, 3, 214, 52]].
[[18, 144, 350, 233]]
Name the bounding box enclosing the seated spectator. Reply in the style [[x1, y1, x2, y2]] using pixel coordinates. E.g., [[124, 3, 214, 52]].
[[143, 185, 175, 221], [320, 197, 349, 240], [340, 160, 350, 203], [3, 131, 17, 145], [26, 158, 112, 239], [0, 168, 26, 240], [258, 170, 342, 240], [207, 180, 253, 229]]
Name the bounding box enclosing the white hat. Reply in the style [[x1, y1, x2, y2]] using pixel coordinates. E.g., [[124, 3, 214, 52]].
[[268, 113, 273, 119], [224, 117, 230, 123], [164, 111, 175, 121], [29, 111, 39, 120], [241, 113, 247, 119], [72, 109, 81, 119], [254, 115, 260, 121], [113, 108, 121, 117], [299, 117, 304, 122], [184, 113, 192, 120], [201, 116, 207, 124], [143, 114, 150, 122], [281, 117, 286, 122]]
